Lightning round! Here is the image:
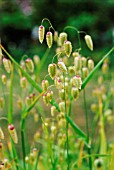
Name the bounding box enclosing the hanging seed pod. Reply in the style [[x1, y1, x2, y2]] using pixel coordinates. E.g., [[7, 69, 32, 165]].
[[59, 102, 65, 112], [20, 77, 28, 89], [72, 52, 80, 58], [74, 56, 82, 71], [68, 66, 75, 76], [0, 143, 4, 161], [59, 32, 67, 46], [54, 31, 58, 42], [59, 89, 65, 100], [0, 128, 4, 140], [3, 58, 12, 73], [82, 57, 87, 67], [102, 63, 109, 74], [51, 106, 56, 117], [82, 67, 88, 79], [8, 124, 18, 144], [58, 61, 67, 73], [46, 31, 53, 48], [88, 59, 94, 71], [0, 98, 4, 109], [71, 87, 79, 100], [25, 58, 34, 73], [25, 96, 31, 106], [84, 35, 93, 51], [39, 25, 45, 44], [42, 80, 49, 91], [48, 63, 57, 79], [72, 76, 82, 90], [1, 74, 7, 85], [33, 55, 40, 65], [43, 93, 49, 105], [64, 41, 72, 57], [47, 90, 53, 101]]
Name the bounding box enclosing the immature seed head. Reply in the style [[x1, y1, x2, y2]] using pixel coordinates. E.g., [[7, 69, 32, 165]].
[[94, 158, 103, 168], [42, 80, 49, 92], [64, 41, 72, 57], [43, 93, 49, 105], [25, 58, 34, 73], [20, 77, 28, 89], [54, 31, 58, 42], [1, 74, 7, 85], [33, 55, 40, 65], [3, 58, 12, 73], [48, 63, 57, 79], [74, 56, 82, 71], [72, 75, 82, 90], [72, 52, 80, 58], [82, 67, 88, 79], [51, 106, 56, 117], [59, 102, 65, 113], [58, 61, 67, 73], [8, 124, 18, 144], [88, 59, 94, 71], [46, 31, 53, 48], [71, 87, 79, 100], [82, 57, 87, 67], [102, 63, 109, 74], [84, 34, 93, 51], [39, 25, 45, 44], [47, 90, 53, 102], [59, 32, 67, 46]]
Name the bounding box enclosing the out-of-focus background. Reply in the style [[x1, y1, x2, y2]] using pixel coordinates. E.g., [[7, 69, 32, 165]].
[[1, 0, 114, 63]]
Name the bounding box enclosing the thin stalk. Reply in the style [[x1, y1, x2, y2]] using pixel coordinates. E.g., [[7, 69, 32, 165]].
[[21, 118, 26, 170], [83, 89, 92, 170], [8, 65, 14, 123], [63, 73, 70, 170], [64, 26, 82, 51]]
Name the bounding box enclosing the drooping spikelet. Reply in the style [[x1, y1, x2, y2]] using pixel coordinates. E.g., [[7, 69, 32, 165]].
[[25, 58, 34, 73], [64, 41, 72, 57], [72, 75, 82, 90], [84, 35, 93, 51], [46, 31, 53, 48], [39, 25, 45, 44], [58, 61, 67, 74], [42, 80, 49, 92], [3, 58, 12, 73], [48, 63, 57, 79], [71, 87, 79, 100], [59, 32, 67, 46], [8, 124, 18, 144], [88, 59, 94, 71]]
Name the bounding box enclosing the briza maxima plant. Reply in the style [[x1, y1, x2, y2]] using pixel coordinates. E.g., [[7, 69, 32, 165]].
[[0, 18, 114, 170]]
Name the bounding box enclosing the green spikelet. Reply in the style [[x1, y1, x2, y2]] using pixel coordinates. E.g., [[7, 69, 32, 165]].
[[64, 41, 72, 57], [39, 25, 45, 44], [46, 32, 53, 48]]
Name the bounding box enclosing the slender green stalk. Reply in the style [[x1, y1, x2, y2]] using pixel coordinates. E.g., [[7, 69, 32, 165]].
[[64, 26, 82, 51], [21, 118, 26, 170], [8, 65, 14, 123], [83, 89, 92, 170], [81, 47, 114, 90], [63, 73, 70, 170]]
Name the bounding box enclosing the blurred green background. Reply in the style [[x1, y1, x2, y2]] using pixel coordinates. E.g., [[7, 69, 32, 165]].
[[1, 0, 114, 63]]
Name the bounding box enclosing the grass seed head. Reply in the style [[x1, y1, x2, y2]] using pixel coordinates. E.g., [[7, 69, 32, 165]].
[[8, 124, 18, 144], [48, 63, 57, 79], [25, 58, 34, 73], [84, 34, 93, 51], [64, 41, 72, 57], [3, 58, 12, 73], [46, 31, 53, 48], [39, 25, 45, 44]]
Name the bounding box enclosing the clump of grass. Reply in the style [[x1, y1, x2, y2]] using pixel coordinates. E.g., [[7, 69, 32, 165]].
[[0, 18, 114, 170]]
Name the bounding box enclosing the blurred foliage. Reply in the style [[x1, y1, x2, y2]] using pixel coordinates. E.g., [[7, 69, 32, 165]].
[[0, 0, 114, 63]]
